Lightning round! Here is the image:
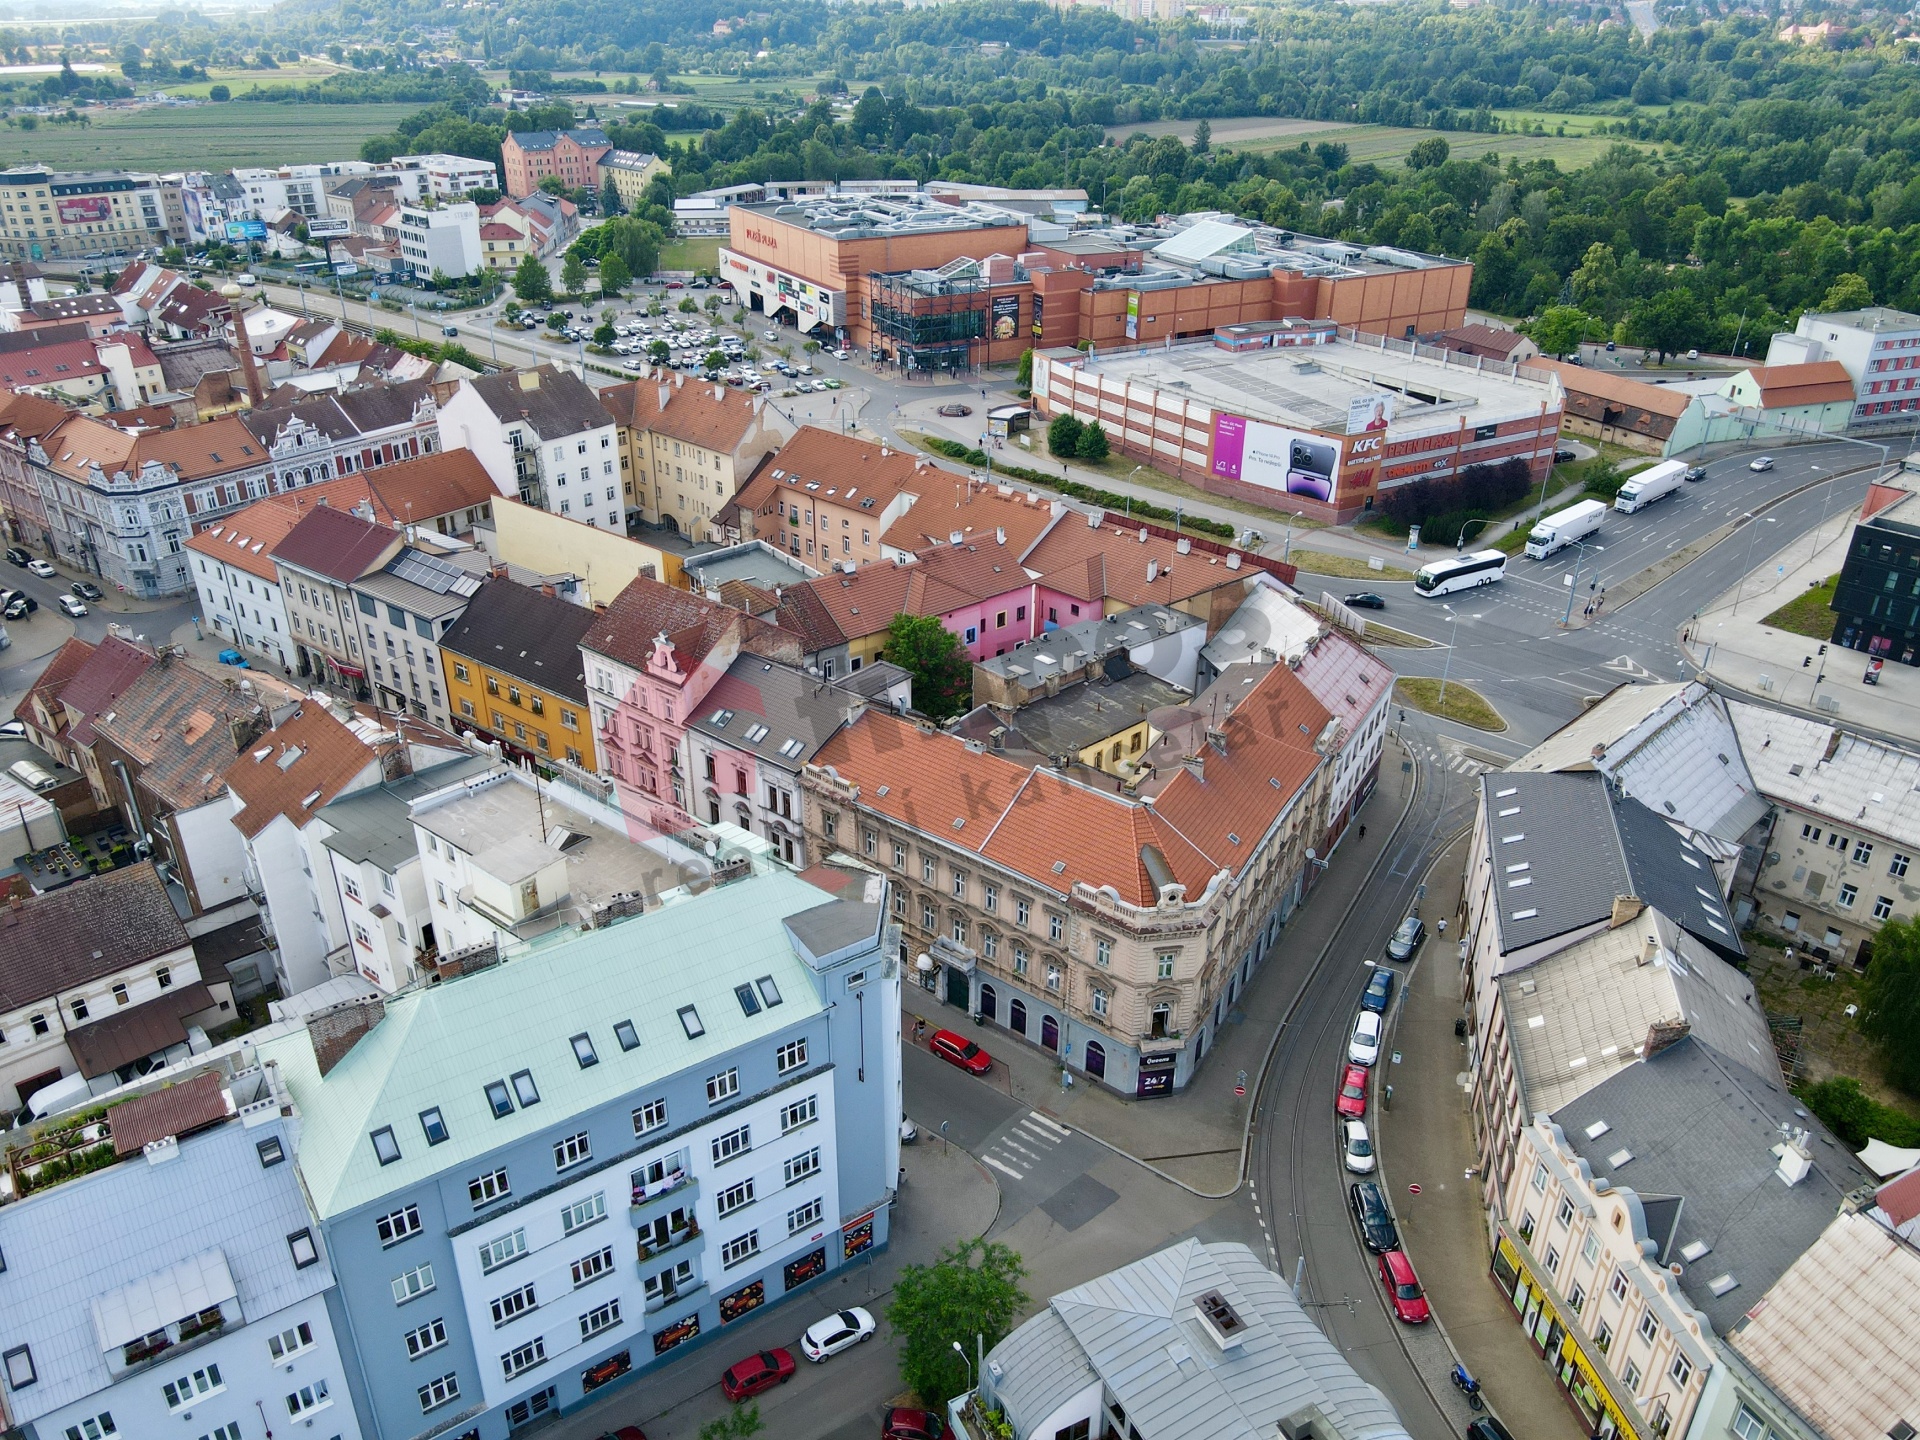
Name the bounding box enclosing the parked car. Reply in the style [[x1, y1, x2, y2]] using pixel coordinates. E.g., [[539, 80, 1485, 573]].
[[71, 581, 102, 602], [0, 718, 27, 739], [1466, 1420, 1515, 1440], [1377, 1250, 1431, 1324], [1348, 1010, 1382, 1066], [26, 559, 56, 578], [763, 329, 779, 341], [595, 1429, 647, 1440], [1349, 1180, 1401, 1253], [1343, 1120, 1376, 1174], [55, 594, 87, 618], [4, 546, 28, 566], [937, 403, 973, 417], [800, 1306, 876, 1362], [720, 1348, 795, 1402], [884, 1407, 946, 1440], [930, 1029, 992, 1076], [1553, 447, 1577, 462], [1361, 967, 1396, 1014], [217, 649, 250, 668], [4, 597, 31, 620], [1385, 915, 1424, 961], [1684, 466, 1707, 482], [1749, 456, 1775, 472], [1342, 592, 1386, 610], [834, 348, 851, 361], [1335, 1063, 1369, 1120]]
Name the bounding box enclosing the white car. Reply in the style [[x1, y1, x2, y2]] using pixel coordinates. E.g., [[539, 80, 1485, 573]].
[[26, 559, 55, 579], [833, 348, 851, 361], [56, 594, 87, 618], [1749, 456, 1775, 472], [1343, 1120, 1376, 1174], [763, 329, 779, 341], [1348, 1010, 1383, 1067], [799, 1306, 875, 1362]]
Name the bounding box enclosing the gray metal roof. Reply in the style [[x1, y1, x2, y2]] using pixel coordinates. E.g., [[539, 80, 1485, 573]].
[[317, 755, 493, 872], [987, 1240, 1412, 1440], [1553, 1036, 1871, 1335], [688, 657, 861, 770], [1479, 771, 1741, 962], [977, 603, 1201, 681], [988, 670, 1193, 762]]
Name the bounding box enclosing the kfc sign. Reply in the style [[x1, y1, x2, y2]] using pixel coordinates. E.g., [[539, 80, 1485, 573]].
[[1348, 434, 1382, 456], [743, 227, 779, 250]]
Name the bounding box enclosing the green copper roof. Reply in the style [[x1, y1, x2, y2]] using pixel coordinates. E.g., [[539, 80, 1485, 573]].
[[262, 870, 846, 1219]]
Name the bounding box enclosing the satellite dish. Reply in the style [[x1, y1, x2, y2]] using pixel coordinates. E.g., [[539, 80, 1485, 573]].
[[704, 840, 718, 858]]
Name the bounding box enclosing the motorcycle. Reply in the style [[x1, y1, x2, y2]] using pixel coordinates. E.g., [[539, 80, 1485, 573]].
[[1450, 1362, 1483, 1411]]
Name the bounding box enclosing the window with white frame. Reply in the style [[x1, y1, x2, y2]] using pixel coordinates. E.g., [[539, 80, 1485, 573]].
[[1732, 1406, 1767, 1440], [1049, 912, 1064, 942], [1016, 897, 1031, 927], [502, 1338, 546, 1379], [1095, 937, 1112, 967], [892, 841, 906, 868], [1638, 1310, 1660, 1344], [63, 1415, 119, 1440], [266, 1321, 313, 1363], [1556, 1197, 1575, 1227], [1875, 894, 1895, 920], [479, 1229, 527, 1273], [1046, 964, 1061, 991], [1610, 1268, 1630, 1302], [789, 1196, 823, 1233], [284, 1379, 329, 1418], [1092, 988, 1109, 1017], [781, 1095, 818, 1133], [162, 1365, 224, 1409], [470, 1168, 510, 1208], [490, 1283, 536, 1327], [785, 1147, 821, 1185], [952, 870, 966, 898], [418, 1373, 460, 1412], [580, 1298, 621, 1341], [720, 1230, 760, 1268], [391, 1263, 435, 1304], [712, 1125, 751, 1163], [1669, 1353, 1693, 1388], [707, 1068, 739, 1104], [562, 1192, 606, 1233], [983, 930, 999, 959], [633, 1098, 667, 1135], [553, 1131, 592, 1170], [571, 1246, 615, 1287], [403, 1318, 447, 1358], [377, 1205, 422, 1246], [1622, 1359, 1642, 1390], [922, 855, 936, 882], [1012, 944, 1029, 976], [776, 1038, 808, 1074], [1853, 839, 1875, 864], [922, 901, 936, 930], [1157, 952, 1176, 980], [1568, 1282, 1586, 1313], [717, 1178, 756, 1216], [1582, 1232, 1600, 1264], [984, 882, 998, 911]]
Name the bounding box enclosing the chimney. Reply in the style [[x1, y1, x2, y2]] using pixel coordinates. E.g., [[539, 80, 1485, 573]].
[[1184, 750, 1204, 781], [1774, 1130, 1813, 1186], [308, 996, 388, 1077], [674, 372, 685, 389], [230, 297, 267, 407], [1146, 559, 1159, 583], [658, 384, 672, 412], [995, 526, 1005, 545], [1643, 1018, 1691, 1059], [1639, 932, 1660, 966], [519, 368, 541, 391], [1591, 743, 1607, 762], [1609, 894, 1644, 929]]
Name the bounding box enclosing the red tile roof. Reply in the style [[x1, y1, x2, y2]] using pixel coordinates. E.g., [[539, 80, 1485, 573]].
[[272, 503, 402, 583], [879, 474, 1061, 556], [1747, 360, 1856, 408], [586, 576, 797, 674], [734, 426, 940, 522], [108, 1071, 231, 1156], [57, 636, 157, 746], [187, 502, 313, 583], [225, 702, 379, 840], [602, 374, 766, 454], [14, 635, 95, 738]]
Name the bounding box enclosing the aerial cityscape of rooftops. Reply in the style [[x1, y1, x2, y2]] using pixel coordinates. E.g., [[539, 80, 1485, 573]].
[[2, 2, 1920, 1439]]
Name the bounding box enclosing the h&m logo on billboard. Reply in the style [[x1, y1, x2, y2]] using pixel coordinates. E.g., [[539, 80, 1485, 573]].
[[743, 227, 779, 250]]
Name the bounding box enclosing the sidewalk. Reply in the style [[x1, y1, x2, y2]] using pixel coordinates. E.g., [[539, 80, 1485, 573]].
[[902, 738, 1418, 1195], [1684, 502, 1920, 742], [1378, 830, 1584, 1440]]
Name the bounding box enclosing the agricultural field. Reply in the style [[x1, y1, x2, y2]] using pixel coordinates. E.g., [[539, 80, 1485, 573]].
[[153, 58, 354, 101], [1236, 121, 1657, 170], [1104, 115, 1351, 147], [0, 101, 422, 172]]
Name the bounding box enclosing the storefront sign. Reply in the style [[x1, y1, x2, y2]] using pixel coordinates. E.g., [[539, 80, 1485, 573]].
[[581, 1350, 630, 1392], [720, 1279, 766, 1323], [843, 1213, 875, 1259], [1031, 292, 1044, 340], [784, 1247, 827, 1291], [1124, 291, 1140, 340], [653, 1314, 700, 1355], [58, 196, 113, 226], [1137, 1051, 1176, 1097]]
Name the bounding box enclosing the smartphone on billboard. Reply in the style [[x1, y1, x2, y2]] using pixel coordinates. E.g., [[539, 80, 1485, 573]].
[[1286, 437, 1338, 501]]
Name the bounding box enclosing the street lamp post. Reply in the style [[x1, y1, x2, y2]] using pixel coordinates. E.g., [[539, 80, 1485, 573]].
[[1559, 538, 1605, 627], [951, 1340, 975, 1395], [1729, 513, 1777, 616], [1438, 604, 1461, 704], [1456, 516, 1494, 551], [1283, 509, 1304, 562]]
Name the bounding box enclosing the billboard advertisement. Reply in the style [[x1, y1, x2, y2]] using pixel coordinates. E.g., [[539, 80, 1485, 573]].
[[1031, 291, 1044, 340], [57, 196, 112, 226], [1124, 291, 1139, 340], [1210, 414, 1342, 503], [1347, 392, 1395, 435], [991, 293, 1019, 341], [225, 219, 269, 242]]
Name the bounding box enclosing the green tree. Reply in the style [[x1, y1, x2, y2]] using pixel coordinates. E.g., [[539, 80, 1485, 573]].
[[1570, 242, 1621, 320], [561, 251, 588, 296], [699, 1400, 764, 1440], [1862, 915, 1920, 1093], [207, 83, 231, 101], [512, 253, 553, 306], [648, 339, 670, 363], [1017, 348, 1034, 388], [888, 1239, 1029, 1405], [1406, 134, 1449, 170], [593, 321, 617, 346], [705, 348, 727, 370], [1047, 412, 1084, 458], [1532, 305, 1592, 359], [595, 217, 665, 281], [600, 253, 631, 295], [600, 176, 624, 217], [883, 613, 973, 721], [1191, 117, 1211, 155], [678, 296, 698, 313], [1075, 419, 1110, 462], [1625, 288, 1704, 365], [1820, 272, 1873, 314]]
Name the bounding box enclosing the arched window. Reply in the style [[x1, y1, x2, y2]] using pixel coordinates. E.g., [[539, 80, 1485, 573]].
[[1085, 1041, 1106, 1079], [979, 984, 997, 1022], [1009, 999, 1027, 1035]]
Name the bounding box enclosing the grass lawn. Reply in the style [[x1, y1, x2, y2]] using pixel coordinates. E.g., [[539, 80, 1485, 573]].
[[659, 237, 721, 273], [1237, 122, 1656, 170], [0, 101, 419, 171], [1288, 549, 1414, 581], [1394, 676, 1506, 731], [1761, 573, 1840, 641], [150, 58, 351, 100]]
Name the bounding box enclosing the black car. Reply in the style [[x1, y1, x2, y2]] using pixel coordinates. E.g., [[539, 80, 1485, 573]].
[[1684, 466, 1707, 482], [1553, 447, 1577, 462], [4, 547, 27, 567], [1349, 1181, 1401, 1254], [3, 597, 29, 621], [1467, 1421, 1514, 1440], [1386, 914, 1424, 961], [1343, 592, 1386, 610], [71, 581, 103, 602]]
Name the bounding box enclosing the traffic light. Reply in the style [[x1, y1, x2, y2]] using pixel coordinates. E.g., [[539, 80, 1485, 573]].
[[1803, 656, 1812, 668], [1819, 644, 1828, 654]]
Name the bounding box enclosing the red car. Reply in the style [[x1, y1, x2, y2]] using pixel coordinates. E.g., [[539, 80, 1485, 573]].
[[930, 1029, 992, 1075], [721, 1347, 796, 1401], [884, 1407, 946, 1440], [1335, 1063, 1369, 1120], [596, 1429, 647, 1440], [1377, 1250, 1431, 1324]]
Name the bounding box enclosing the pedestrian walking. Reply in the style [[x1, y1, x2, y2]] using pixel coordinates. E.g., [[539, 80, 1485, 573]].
[[1358, 825, 1367, 839]]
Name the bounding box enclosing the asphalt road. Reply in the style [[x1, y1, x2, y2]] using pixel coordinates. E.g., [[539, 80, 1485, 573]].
[[0, 556, 195, 705], [1353, 442, 1883, 746]]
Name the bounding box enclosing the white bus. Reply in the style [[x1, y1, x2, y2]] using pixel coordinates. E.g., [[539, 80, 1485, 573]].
[[1415, 549, 1508, 597]]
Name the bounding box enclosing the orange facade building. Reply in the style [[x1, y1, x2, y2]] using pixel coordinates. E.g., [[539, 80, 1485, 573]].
[[720, 195, 1471, 372]]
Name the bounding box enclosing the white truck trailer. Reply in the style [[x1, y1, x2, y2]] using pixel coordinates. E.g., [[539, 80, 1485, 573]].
[[1613, 459, 1687, 514], [1524, 498, 1608, 559]]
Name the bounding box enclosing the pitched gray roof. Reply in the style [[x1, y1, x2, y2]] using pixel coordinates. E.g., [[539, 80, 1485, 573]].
[[989, 1240, 1412, 1440], [317, 755, 494, 872], [1480, 771, 1741, 962], [1553, 1036, 1871, 1335], [688, 657, 864, 769], [464, 364, 613, 440], [0, 862, 190, 1010]]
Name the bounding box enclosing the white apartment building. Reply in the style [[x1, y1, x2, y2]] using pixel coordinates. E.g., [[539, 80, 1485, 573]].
[[436, 367, 621, 530], [1766, 305, 1920, 425], [396, 202, 484, 281], [232, 156, 500, 221], [394, 152, 500, 199]]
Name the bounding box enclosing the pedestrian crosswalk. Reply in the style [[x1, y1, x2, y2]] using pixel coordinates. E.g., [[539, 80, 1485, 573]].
[[980, 1111, 1071, 1181], [1446, 754, 1490, 776]]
